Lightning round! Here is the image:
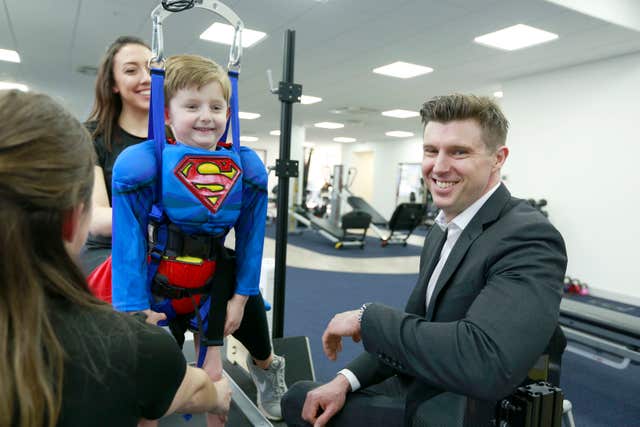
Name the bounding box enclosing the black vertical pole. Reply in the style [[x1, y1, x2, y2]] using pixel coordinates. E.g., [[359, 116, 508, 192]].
[[272, 30, 301, 339]]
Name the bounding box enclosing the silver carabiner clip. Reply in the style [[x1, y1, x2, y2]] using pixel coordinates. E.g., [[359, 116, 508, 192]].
[[228, 22, 243, 71]]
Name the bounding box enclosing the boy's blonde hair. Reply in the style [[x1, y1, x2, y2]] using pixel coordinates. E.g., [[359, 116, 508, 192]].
[[164, 54, 231, 103]]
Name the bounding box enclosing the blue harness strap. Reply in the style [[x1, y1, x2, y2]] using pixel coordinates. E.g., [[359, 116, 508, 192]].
[[218, 70, 240, 154], [147, 68, 170, 320]]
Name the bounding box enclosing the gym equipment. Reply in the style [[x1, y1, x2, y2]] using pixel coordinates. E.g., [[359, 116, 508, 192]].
[[289, 164, 373, 249], [494, 382, 565, 427], [347, 195, 426, 246], [559, 296, 640, 368], [528, 198, 549, 217], [290, 206, 371, 249]]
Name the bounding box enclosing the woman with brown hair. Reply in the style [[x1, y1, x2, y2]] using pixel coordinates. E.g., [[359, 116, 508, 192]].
[[0, 89, 231, 427], [82, 35, 152, 273]]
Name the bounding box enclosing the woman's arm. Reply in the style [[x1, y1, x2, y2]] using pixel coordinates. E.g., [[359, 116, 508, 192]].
[[164, 366, 231, 415], [89, 165, 113, 236]]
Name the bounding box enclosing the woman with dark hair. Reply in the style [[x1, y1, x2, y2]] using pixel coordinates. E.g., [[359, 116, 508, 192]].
[[0, 89, 231, 427], [82, 35, 152, 273]]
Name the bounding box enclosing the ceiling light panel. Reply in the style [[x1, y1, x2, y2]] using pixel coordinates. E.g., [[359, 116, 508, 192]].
[[314, 122, 344, 129], [382, 109, 419, 119], [300, 95, 322, 105], [373, 61, 433, 79], [0, 81, 28, 91], [474, 24, 558, 51], [386, 131, 414, 138], [333, 137, 356, 143], [240, 136, 259, 142], [200, 23, 267, 48], [269, 130, 281, 136], [0, 48, 20, 63], [239, 111, 261, 119]]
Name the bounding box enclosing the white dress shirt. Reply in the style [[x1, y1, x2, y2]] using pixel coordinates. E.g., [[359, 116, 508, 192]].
[[338, 183, 501, 392], [425, 183, 500, 308]]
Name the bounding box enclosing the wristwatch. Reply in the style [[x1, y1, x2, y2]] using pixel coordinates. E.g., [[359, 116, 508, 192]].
[[358, 303, 371, 324]]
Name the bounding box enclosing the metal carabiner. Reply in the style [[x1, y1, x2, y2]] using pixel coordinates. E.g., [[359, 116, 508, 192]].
[[149, 0, 244, 72], [150, 8, 166, 66], [228, 22, 243, 71]]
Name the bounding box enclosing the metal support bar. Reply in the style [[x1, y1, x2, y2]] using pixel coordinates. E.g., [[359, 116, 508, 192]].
[[278, 81, 302, 102], [275, 159, 299, 178], [272, 29, 301, 339], [223, 371, 273, 426]]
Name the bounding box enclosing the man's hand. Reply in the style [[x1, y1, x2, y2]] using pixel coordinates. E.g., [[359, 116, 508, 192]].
[[301, 375, 351, 427], [224, 294, 248, 336], [322, 309, 361, 361], [209, 376, 232, 416]]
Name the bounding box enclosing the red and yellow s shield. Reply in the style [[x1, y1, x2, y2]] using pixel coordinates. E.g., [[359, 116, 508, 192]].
[[174, 156, 241, 213]]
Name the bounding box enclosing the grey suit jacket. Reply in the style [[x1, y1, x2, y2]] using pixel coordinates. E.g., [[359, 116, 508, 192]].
[[345, 184, 567, 420]]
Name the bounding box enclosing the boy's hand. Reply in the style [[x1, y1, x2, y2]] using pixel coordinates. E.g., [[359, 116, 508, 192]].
[[134, 309, 167, 326], [223, 294, 248, 336]]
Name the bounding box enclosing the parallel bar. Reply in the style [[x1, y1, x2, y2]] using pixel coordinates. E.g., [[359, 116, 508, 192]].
[[223, 371, 273, 427], [272, 30, 297, 339]]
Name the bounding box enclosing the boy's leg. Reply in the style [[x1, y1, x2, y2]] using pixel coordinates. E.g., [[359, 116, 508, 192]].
[[195, 336, 226, 427], [233, 293, 286, 420]]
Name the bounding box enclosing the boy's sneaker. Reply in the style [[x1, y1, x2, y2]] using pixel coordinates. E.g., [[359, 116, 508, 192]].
[[246, 354, 287, 420]]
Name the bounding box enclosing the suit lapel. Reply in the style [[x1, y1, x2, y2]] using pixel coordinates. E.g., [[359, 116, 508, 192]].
[[425, 184, 511, 320], [406, 226, 447, 316]]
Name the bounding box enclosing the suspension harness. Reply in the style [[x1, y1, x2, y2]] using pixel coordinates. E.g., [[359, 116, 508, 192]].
[[145, 0, 245, 369]]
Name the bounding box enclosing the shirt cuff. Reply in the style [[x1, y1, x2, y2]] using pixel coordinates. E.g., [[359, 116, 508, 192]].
[[337, 369, 361, 392]]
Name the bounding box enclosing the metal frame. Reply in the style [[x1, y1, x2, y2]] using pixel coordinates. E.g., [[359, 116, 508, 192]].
[[150, 0, 244, 71]]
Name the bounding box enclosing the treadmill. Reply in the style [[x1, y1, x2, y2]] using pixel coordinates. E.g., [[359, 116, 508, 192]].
[[559, 295, 640, 368]]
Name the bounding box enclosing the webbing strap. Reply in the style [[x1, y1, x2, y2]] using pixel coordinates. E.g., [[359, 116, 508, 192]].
[[218, 70, 240, 153], [147, 68, 168, 320], [149, 68, 166, 204]]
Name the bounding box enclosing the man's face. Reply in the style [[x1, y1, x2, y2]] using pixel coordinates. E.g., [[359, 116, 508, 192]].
[[422, 119, 507, 222]]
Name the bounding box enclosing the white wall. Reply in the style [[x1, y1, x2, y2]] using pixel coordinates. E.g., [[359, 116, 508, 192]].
[[243, 138, 280, 193], [342, 139, 422, 219], [501, 51, 640, 300]]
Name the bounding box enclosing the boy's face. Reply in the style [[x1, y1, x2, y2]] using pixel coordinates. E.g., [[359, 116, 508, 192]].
[[166, 81, 228, 150]]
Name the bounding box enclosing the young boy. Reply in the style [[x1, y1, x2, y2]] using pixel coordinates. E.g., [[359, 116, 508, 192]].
[[110, 54, 286, 425]]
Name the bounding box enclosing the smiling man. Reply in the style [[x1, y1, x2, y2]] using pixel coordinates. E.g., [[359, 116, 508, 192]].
[[282, 94, 568, 427]]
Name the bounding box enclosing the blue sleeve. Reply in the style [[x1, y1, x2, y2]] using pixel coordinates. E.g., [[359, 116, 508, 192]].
[[233, 147, 268, 296], [111, 141, 157, 312]]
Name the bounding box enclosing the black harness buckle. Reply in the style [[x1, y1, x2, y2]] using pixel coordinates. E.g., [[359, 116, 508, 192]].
[[151, 273, 212, 300]]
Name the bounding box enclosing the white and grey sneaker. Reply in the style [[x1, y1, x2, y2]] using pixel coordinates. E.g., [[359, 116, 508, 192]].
[[246, 353, 287, 420]]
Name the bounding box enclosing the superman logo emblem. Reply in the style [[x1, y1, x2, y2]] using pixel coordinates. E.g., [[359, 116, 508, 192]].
[[174, 156, 241, 213]]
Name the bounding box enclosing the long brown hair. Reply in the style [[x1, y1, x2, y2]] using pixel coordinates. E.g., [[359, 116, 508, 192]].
[[0, 90, 105, 427], [86, 35, 150, 151]]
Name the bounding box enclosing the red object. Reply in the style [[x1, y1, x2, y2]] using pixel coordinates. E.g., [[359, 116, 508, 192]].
[[157, 259, 217, 314], [86, 256, 217, 315], [87, 256, 113, 303]]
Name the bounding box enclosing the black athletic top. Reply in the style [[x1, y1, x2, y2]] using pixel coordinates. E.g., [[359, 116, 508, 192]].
[[50, 298, 186, 426], [85, 122, 146, 249]]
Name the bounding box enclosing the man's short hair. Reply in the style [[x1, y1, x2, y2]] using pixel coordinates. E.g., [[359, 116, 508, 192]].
[[164, 54, 231, 103], [420, 94, 509, 152]]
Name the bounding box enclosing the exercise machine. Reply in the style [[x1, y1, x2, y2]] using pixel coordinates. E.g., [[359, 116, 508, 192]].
[[559, 295, 640, 368], [346, 195, 425, 246], [289, 164, 372, 248]]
